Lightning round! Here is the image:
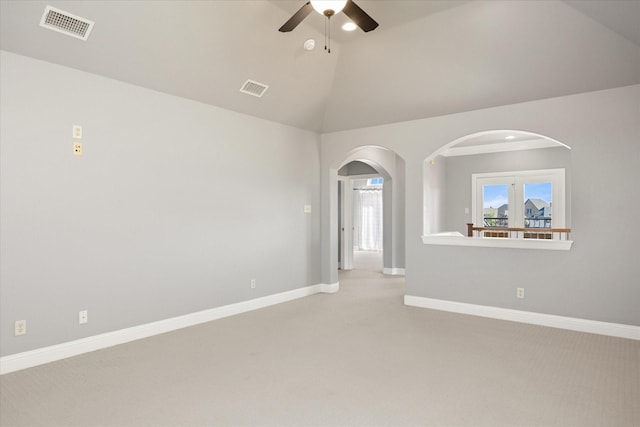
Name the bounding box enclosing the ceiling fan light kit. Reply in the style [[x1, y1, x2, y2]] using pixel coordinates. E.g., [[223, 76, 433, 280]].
[[342, 21, 357, 31], [310, 0, 347, 17], [278, 0, 379, 50]]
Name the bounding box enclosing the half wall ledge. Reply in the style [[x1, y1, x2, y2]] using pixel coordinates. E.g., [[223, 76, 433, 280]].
[[422, 234, 573, 251]]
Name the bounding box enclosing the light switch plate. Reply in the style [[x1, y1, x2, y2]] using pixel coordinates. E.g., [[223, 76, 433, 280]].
[[73, 125, 82, 139]]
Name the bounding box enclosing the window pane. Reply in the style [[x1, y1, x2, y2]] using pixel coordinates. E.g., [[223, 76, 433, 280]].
[[524, 182, 552, 228], [482, 184, 508, 227]]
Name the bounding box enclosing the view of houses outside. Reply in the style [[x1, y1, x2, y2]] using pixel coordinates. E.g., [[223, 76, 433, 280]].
[[483, 182, 552, 228]]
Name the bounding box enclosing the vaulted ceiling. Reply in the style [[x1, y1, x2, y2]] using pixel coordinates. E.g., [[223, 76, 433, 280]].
[[1, 0, 638, 133]]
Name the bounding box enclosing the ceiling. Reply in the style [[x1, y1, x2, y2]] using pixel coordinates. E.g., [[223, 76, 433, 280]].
[[1, 0, 638, 133]]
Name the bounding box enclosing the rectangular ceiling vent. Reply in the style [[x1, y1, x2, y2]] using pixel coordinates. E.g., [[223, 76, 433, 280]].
[[240, 80, 269, 98], [40, 6, 94, 41]]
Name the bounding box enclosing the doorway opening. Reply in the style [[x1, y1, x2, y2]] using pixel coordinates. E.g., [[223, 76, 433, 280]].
[[333, 146, 405, 278], [337, 160, 385, 273], [344, 175, 384, 272], [324, 145, 405, 288]]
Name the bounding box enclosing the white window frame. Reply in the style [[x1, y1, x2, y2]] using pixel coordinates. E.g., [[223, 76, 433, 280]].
[[472, 168, 566, 232]]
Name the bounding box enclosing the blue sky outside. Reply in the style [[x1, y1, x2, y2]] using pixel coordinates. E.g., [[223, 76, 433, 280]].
[[483, 185, 508, 209], [483, 182, 552, 209]]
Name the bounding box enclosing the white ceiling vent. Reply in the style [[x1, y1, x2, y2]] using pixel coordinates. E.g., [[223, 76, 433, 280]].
[[240, 80, 269, 98], [40, 6, 94, 41]]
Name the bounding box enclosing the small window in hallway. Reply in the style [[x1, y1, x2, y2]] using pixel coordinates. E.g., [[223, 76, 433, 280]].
[[354, 184, 383, 251]]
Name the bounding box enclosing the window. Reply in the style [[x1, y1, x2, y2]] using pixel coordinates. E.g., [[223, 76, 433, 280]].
[[482, 183, 509, 228], [473, 169, 565, 231], [353, 187, 383, 251], [367, 177, 383, 186]]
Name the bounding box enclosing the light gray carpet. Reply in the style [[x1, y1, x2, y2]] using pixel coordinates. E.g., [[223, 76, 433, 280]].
[[1, 251, 639, 426]]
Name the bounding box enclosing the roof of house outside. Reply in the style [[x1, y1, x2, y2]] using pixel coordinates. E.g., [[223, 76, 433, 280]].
[[526, 199, 550, 210]]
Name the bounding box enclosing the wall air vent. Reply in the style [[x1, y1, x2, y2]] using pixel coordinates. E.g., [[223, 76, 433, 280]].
[[240, 80, 269, 98], [40, 6, 94, 41]]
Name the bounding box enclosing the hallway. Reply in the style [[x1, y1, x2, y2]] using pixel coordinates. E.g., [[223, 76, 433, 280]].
[[351, 250, 383, 272]]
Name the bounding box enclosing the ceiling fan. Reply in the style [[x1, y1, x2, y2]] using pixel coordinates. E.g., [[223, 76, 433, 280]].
[[279, 0, 378, 33]]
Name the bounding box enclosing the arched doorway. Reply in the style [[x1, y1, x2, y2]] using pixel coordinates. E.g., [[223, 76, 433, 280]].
[[327, 146, 406, 282], [338, 159, 388, 272]]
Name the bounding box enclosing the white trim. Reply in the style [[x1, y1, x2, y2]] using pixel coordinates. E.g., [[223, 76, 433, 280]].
[[383, 268, 405, 275], [441, 138, 560, 157], [320, 282, 340, 293], [0, 282, 339, 375], [404, 295, 640, 341], [422, 234, 573, 250]]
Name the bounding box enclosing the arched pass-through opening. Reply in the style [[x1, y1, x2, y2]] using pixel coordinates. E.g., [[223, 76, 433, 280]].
[[338, 160, 387, 273], [328, 146, 406, 283], [422, 130, 572, 250]]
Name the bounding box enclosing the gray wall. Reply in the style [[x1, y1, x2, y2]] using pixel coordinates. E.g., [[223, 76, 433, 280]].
[[443, 147, 572, 234], [338, 161, 378, 176], [0, 51, 321, 356], [393, 155, 406, 270], [321, 84, 640, 326], [423, 155, 447, 234]]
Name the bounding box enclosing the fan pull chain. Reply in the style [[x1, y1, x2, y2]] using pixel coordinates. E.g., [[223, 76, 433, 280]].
[[323, 16, 333, 53], [328, 16, 331, 53], [324, 18, 328, 52]]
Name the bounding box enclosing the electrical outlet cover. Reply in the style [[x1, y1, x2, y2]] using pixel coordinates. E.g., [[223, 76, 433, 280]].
[[15, 320, 26, 336]]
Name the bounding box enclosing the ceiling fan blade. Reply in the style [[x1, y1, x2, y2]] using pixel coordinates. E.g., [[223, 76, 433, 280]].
[[278, 1, 313, 32], [343, 0, 379, 32]]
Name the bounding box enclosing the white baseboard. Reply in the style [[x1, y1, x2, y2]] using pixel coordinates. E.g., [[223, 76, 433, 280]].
[[320, 282, 340, 293], [0, 282, 339, 375], [383, 268, 405, 276], [404, 295, 640, 341]]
